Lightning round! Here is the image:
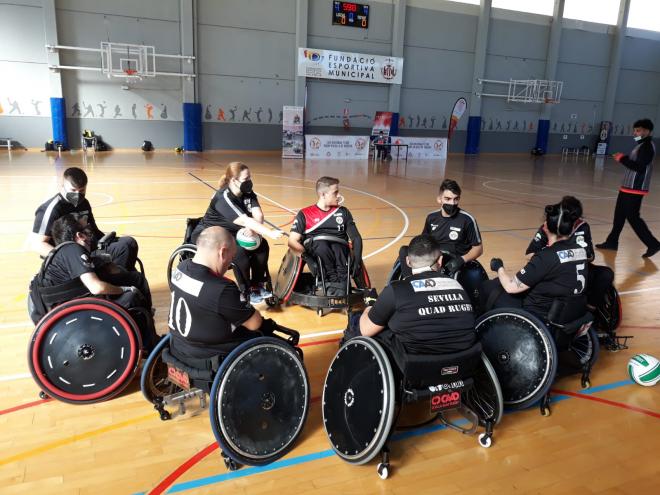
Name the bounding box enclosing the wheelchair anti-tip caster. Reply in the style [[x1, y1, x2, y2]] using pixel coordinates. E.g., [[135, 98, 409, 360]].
[[581, 377, 591, 389], [377, 462, 389, 479], [221, 452, 240, 471], [478, 433, 492, 448], [39, 390, 49, 400], [540, 395, 551, 417]]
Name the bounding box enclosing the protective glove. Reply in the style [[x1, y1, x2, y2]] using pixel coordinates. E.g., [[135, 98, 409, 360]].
[[612, 152, 624, 162], [490, 258, 504, 272], [121, 286, 138, 293], [444, 256, 465, 276]]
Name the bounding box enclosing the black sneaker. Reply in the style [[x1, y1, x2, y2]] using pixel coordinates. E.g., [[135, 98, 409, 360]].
[[642, 245, 660, 258], [595, 242, 618, 250]]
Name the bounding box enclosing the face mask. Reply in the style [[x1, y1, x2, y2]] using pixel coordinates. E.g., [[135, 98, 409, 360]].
[[634, 135, 642, 142], [239, 179, 253, 194], [442, 203, 458, 216], [64, 191, 84, 207]]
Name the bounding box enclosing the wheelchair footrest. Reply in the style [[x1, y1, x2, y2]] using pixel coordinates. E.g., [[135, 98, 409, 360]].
[[437, 406, 479, 436], [159, 387, 207, 418]]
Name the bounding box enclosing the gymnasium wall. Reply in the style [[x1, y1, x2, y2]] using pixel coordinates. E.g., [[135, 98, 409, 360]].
[[0, 0, 659, 153]]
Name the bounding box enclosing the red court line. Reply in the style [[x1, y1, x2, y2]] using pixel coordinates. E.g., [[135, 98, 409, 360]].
[[552, 388, 660, 419], [144, 338, 337, 494], [0, 398, 52, 416], [146, 442, 219, 495], [299, 337, 340, 348], [146, 395, 323, 495]]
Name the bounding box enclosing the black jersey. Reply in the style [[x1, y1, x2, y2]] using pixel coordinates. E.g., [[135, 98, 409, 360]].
[[517, 238, 590, 318], [168, 259, 255, 359], [33, 193, 103, 239], [421, 208, 481, 256], [367, 271, 476, 354], [201, 187, 260, 234], [291, 205, 355, 240], [42, 242, 95, 286], [526, 219, 594, 260]]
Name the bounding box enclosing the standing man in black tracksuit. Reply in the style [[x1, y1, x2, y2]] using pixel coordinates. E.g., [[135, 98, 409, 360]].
[[596, 118, 660, 258]]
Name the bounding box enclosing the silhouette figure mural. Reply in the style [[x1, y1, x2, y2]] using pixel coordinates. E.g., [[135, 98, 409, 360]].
[[72, 103, 81, 117], [145, 103, 154, 120], [31, 100, 42, 116], [132, 103, 137, 119], [229, 106, 237, 121], [217, 107, 225, 121], [82, 102, 94, 117], [113, 105, 122, 118], [8, 99, 21, 115], [255, 107, 263, 123], [242, 107, 252, 122], [97, 101, 107, 118], [160, 105, 168, 119], [205, 105, 212, 120]]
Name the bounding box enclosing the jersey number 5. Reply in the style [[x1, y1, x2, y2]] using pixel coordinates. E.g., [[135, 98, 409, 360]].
[[168, 292, 192, 337], [574, 263, 586, 294]]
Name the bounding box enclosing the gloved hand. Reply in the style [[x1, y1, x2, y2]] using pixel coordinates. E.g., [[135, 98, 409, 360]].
[[363, 288, 378, 307], [444, 256, 465, 276], [302, 237, 315, 254], [612, 152, 624, 162], [490, 258, 504, 272], [121, 286, 138, 293], [259, 317, 278, 336]]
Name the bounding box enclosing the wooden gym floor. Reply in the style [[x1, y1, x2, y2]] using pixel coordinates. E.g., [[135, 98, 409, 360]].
[[0, 149, 658, 494]]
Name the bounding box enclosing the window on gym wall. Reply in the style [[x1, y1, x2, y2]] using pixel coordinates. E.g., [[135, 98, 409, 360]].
[[627, 0, 660, 32], [563, 0, 620, 25], [492, 0, 554, 16]]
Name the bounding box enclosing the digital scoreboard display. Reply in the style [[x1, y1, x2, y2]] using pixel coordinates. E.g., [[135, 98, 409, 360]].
[[333, 1, 369, 29]]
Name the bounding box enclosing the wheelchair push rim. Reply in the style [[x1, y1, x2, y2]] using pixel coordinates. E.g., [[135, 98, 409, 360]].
[[28, 297, 142, 404], [322, 336, 396, 465], [209, 337, 309, 466]]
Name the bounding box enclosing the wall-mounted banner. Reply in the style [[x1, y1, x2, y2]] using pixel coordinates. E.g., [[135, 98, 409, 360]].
[[372, 111, 394, 136], [298, 48, 403, 85], [305, 135, 370, 159], [282, 106, 304, 158], [391, 137, 447, 160]]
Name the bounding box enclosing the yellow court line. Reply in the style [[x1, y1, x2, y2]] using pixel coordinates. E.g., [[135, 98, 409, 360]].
[[0, 412, 154, 466]]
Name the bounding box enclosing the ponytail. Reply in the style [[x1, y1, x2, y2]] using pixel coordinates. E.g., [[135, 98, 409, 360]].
[[218, 161, 249, 189]]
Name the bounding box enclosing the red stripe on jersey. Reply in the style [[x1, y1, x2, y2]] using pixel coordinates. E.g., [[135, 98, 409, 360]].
[[300, 205, 339, 234]]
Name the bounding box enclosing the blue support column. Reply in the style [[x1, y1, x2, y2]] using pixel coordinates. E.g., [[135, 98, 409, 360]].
[[465, 116, 481, 154], [535, 119, 550, 153], [50, 97, 68, 149], [183, 103, 202, 151]]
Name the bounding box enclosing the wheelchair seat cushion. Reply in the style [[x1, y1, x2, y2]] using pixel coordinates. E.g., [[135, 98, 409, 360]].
[[161, 348, 215, 386]]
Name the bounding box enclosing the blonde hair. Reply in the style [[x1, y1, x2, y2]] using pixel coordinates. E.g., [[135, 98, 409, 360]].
[[218, 162, 249, 189]]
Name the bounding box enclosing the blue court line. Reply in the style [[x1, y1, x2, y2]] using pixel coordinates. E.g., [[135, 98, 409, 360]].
[[132, 378, 637, 495]]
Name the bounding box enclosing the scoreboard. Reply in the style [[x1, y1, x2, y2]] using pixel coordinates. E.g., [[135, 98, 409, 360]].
[[332, 1, 369, 29]]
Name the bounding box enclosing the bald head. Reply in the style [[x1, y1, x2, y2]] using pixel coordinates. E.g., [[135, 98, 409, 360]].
[[196, 226, 235, 251], [194, 226, 236, 275]]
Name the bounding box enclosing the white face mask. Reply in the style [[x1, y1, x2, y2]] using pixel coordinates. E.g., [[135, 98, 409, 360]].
[[634, 135, 642, 142]]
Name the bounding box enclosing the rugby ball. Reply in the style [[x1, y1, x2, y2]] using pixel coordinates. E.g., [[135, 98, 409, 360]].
[[236, 228, 262, 251], [628, 354, 660, 387]]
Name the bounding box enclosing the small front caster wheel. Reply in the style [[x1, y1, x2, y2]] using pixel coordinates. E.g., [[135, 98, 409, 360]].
[[478, 433, 492, 448], [377, 463, 389, 479]]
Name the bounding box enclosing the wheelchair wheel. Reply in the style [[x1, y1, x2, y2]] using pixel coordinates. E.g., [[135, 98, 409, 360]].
[[476, 308, 558, 410], [569, 326, 600, 369], [386, 260, 402, 285], [464, 354, 504, 426], [167, 244, 197, 283], [140, 334, 182, 404], [28, 298, 142, 404], [322, 337, 396, 465], [209, 337, 309, 466]]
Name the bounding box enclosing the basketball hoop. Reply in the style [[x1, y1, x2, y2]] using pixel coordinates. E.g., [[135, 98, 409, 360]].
[[124, 68, 138, 76], [544, 97, 557, 104]]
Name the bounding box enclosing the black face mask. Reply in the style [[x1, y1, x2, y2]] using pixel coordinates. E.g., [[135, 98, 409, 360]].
[[239, 180, 253, 194], [442, 203, 458, 216], [64, 191, 84, 207]]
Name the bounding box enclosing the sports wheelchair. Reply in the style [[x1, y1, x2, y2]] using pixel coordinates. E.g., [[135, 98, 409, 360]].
[[28, 297, 145, 404], [475, 297, 599, 417], [140, 327, 309, 470], [322, 336, 503, 479], [27, 237, 153, 404], [167, 217, 276, 306], [273, 235, 372, 317], [387, 249, 488, 307]]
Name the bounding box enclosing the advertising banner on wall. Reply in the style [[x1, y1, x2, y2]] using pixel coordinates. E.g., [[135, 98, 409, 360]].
[[391, 137, 448, 160], [305, 135, 370, 160], [298, 48, 403, 85], [372, 111, 393, 136], [282, 106, 304, 158]]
